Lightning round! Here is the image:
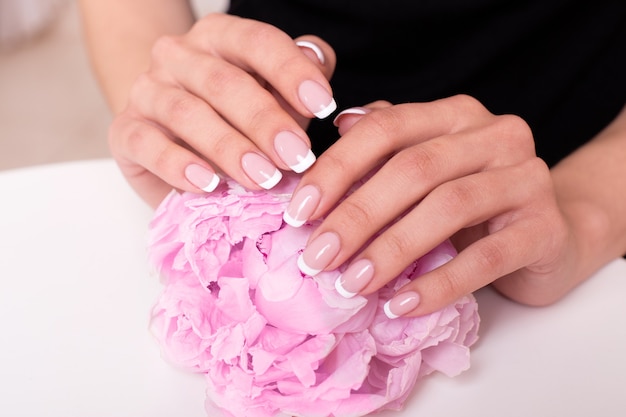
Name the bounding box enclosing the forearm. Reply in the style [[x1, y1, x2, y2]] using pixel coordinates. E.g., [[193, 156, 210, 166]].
[[551, 104, 626, 279], [77, 0, 195, 113]]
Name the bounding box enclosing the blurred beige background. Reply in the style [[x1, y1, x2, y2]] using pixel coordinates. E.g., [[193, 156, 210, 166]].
[[0, 0, 226, 172]]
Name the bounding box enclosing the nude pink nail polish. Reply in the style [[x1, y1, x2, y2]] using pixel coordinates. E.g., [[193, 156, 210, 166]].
[[184, 164, 220, 192], [297, 232, 340, 276], [283, 184, 321, 227], [335, 259, 374, 298], [241, 153, 282, 189], [384, 291, 421, 319], [274, 131, 316, 173], [298, 80, 337, 119]]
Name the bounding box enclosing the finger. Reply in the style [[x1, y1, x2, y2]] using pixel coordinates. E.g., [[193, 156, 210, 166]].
[[334, 158, 549, 311], [131, 74, 292, 190], [294, 98, 487, 222], [294, 135, 489, 273], [294, 97, 533, 223], [189, 15, 337, 119], [149, 39, 315, 177], [293, 118, 533, 274], [294, 35, 337, 80], [109, 114, 220, 206], [384, 219, 540, 318], [269, 36, 338, 131]]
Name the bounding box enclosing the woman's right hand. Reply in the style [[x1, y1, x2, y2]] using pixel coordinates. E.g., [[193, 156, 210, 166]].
[[108, 13, 337, 206]]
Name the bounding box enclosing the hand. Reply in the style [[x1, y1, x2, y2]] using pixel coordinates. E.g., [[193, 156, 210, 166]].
[[108, 13, 337, 206], [286, 95, 581, 318]]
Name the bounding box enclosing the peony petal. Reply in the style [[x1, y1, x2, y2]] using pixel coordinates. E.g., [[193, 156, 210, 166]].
[[149, 175, 481, 417], [421, 341, 471, 377], [256, 253, 304, 302]]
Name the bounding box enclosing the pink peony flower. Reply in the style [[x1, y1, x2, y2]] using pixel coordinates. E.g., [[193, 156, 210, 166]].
[[148, 174, 480, 417]]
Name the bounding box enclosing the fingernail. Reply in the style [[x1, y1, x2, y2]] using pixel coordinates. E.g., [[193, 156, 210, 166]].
[[298, 80, 337, 119], [383, 291, 421, 319], [283, 184, 321, 227], [274, 131, 316, 173], [335, 259, 374, 298], [241, 153, 282, 189], [332, 107, 369, 127], [295, 40, 325, 64], [297, 232, 340, 276], [184, 164, 220, 192]]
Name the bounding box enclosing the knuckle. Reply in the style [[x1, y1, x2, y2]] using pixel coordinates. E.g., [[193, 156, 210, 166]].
[[359, 107, 407, 147], [381, 228, 415, 264], [473, 239, 507, 276], [109, 117, 151, 160], [240, 20, 284, 50], [447, 94, 487, 116], [159, 94, 195, 124], [275, 49, 307, 75], [494, 114, 535, 154], [118, 122, 148, 156], [210, 130, 240, 159], [526, 156, 551, 177], [192, 13, 220, 33], [436, 94, 492, 131], [151, 35, 180, 61], [244, 101, 277, 135], [499, 113, 532, 136], [203, 64, 248, 97], [449, 93, 481, 109], [431, 265, 466, 300], [392, 145, 441, 184], [129, 72, 150, 94], [435, 180, 480, 219], [332, 197, 377, 234], [128, 73, 157, 108], [316, 148, 354, 178], [518, 157, 552, 192]]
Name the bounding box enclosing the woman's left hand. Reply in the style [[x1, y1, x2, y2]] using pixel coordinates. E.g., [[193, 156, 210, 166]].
[[285, 95, 581, 318]]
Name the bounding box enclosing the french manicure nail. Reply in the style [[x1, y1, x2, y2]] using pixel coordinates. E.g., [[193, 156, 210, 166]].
[[283, 184, 321, 227], [241, 153, 282, 189], [274, 131, 316, 173], [298, 80, 337, 119], [332, 107, 369, 126], [184, 164, 220, 192], [297, 232, 341, 276], [384, 291, 421, 319], [295, 40, 325, 64], [335, 259, 374, 298]]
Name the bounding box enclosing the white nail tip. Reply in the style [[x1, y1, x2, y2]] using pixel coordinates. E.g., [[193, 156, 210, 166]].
[[295, 40, 325, 64], [334, 277, 357, 298], [314, 98, 337, 119], [259, 169, 282, 190], [289, 150, 316, 173], [337, 108, 368, 117], [383, 300, 399, 319], [297, 254, 321, 277], [201, 174, 220, 192], [283, 211, 305, 228]]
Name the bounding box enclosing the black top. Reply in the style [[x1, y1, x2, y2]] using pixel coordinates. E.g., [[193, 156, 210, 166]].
[[228, 0, 626, 166]]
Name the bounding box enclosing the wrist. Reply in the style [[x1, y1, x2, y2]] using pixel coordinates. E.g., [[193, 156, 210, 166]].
[[555, 195, 614, 280]]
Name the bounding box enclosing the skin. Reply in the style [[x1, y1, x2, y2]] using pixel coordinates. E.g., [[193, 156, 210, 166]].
[[78, 0, 626, 317], [79, 1, 335, 206], [312, 100, 626, 316]]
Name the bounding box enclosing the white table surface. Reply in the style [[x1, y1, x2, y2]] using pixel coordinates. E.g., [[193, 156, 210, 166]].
[[1, 159, 625, 417]]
